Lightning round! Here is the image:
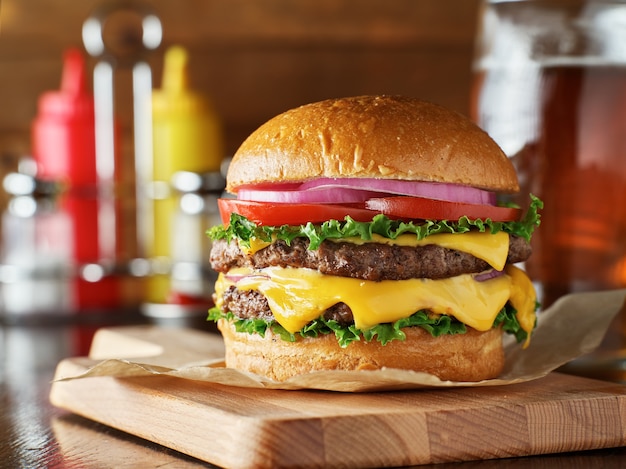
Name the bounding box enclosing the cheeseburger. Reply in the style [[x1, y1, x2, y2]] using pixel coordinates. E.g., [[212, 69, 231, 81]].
[[207, 95, 542, 382]]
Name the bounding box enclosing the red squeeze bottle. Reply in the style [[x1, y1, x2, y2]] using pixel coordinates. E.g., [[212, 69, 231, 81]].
[[32, 47, 97, 187], [31, 48, 121, 311]]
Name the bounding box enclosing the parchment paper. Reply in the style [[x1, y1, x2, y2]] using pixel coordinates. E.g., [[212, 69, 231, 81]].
[[55, 289, 626, 392]]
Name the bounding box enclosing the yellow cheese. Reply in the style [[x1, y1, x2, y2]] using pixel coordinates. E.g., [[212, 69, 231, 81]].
[[238, 237, 272, 255], [239, 231, 510, 270], [338, 232, 510, 271], [216, 264, 536, 338], [506, 264, 537, 347]]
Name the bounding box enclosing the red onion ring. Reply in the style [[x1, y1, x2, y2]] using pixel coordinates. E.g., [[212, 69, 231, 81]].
[[236, 178, 496, 205], [473, 269, 505, 282], [225, 273, 270, 283], [237, 187, 381, 204], [300, 178, 496, 205]]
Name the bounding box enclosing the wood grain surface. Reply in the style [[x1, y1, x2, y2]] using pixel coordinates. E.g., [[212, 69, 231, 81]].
[[50, 327, 626, 469]]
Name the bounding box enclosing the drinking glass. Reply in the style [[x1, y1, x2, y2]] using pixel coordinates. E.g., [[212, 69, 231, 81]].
[[471, 0, 626, 379]]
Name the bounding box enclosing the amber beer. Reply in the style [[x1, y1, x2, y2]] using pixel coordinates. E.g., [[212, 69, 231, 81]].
[[472, 64, 626, 347]]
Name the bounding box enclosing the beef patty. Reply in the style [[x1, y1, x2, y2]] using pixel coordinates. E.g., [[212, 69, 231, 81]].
[[220, 286, 356, 326], [210, 235, 531, 281], [211, 234, 532, 326]]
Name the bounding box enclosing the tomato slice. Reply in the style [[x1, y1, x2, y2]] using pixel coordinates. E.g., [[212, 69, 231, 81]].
[[365, 196, 522, 222], [218, 199, 377, 226], [218, 196, 522, 226]]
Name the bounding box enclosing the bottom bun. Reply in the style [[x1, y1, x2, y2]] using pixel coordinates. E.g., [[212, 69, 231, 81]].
[[217, 319, 505, 382]]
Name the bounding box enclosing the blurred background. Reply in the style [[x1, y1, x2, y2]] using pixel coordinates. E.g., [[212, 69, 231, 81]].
[[0, 0, 482, 319], [0, 0, 479, 159], [3, 4, 626, 466]]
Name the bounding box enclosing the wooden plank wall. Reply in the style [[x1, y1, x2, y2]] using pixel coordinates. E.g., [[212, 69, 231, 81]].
[[0, 0, 481, 162], [0, 0, 481, 186]]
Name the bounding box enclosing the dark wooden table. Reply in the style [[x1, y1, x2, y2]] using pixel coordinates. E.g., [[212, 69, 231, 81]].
[[3, 311, 626, 469]]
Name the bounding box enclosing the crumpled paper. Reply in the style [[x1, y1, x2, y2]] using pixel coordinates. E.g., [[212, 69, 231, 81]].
[[55, 289, 626, 392]]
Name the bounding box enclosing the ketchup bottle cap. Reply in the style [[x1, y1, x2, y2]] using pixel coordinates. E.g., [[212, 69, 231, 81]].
[[38, 48, 94, 120], [32, 48, 97, 186]]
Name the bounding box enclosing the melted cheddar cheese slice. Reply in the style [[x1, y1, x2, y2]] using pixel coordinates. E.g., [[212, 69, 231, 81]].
[[215, 264, 536, 339], [340, 231, 510, 271], [240, 231, 510, 270]]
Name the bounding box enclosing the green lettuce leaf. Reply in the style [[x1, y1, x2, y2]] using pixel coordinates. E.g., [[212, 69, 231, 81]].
[[207, 194, 543, 249], [206, 194, 541, 346], [208, 303, 530, 348], [493, 302, 537, 343]]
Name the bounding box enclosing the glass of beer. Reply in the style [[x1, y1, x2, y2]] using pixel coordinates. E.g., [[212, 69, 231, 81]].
[[471, 0, 626, 378]]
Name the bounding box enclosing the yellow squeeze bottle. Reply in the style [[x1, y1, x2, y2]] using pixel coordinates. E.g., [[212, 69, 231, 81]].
[[148, 45, 224, 303]]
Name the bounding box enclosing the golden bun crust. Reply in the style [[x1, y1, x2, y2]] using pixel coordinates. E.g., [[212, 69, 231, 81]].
[[227, 95, 518, 193], [218, 319, 505, 382]]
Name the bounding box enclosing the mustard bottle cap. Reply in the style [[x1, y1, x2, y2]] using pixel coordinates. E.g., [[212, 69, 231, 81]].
[[152, 46, 208, 115]]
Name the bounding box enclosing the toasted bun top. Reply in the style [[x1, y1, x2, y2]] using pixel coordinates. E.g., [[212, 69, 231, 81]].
[[227, 95, 518, 193]]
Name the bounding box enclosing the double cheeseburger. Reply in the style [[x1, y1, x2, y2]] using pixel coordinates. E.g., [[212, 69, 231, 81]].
[[208, 95, 542, 382]]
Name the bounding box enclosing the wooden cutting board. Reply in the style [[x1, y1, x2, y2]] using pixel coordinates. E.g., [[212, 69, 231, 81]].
[[50, 326, 626, 469]]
